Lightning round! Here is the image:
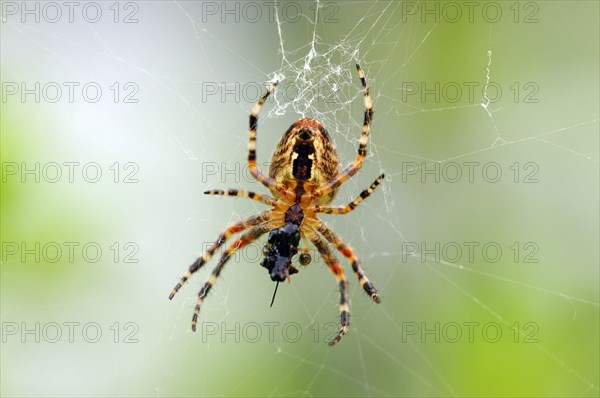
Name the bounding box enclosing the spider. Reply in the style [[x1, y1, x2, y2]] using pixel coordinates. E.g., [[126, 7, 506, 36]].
[[169, 64, 384, 346]]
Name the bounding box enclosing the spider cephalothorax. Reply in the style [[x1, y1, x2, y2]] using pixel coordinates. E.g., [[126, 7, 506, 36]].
[[170, 64, 384, 345]]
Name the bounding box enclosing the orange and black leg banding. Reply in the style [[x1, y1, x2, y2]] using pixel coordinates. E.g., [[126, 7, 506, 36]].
[[169, 211, 272, 300], [312, 64, 374, 199], [191, 224, 272, 331], [248, 82, 282, 191], [204, 189, 277, 206], [315, 173, 384, 215], [331, 278, 350, 346], [308, 232, 350, 346], [356, 63, 373, 159], [316, 222, 380, 303]]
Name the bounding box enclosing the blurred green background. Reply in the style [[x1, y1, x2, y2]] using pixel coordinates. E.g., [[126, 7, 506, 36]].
[[1, 1, 598, 396]]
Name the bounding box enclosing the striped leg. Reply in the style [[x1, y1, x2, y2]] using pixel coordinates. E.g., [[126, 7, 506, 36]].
[[315, 173, 384, 215], [306, 231, 350, 346], [204, 189, 276, 206], [248, 82, 283, 192], [168, 211, 271, 300], [191, 224, 272, 331], [312, 64, 373, 199], [316, 221, 380, 303]]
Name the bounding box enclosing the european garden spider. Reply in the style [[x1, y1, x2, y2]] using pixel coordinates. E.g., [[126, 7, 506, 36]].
[[169, 64, 383, 345]]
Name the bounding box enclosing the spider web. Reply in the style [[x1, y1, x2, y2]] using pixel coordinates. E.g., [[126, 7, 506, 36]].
[[1, 0, 598, 397], [155, 1, 599, 397]]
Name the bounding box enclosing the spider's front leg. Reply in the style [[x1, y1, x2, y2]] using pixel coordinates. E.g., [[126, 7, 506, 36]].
[[307, 231, 350, 346], [168, 210, 271, 300], [316, 221, 380, 303], [191, 223, 273, 331]]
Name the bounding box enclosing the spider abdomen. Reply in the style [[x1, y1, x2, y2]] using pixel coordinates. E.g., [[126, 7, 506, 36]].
[[269, 118, 339, 204]]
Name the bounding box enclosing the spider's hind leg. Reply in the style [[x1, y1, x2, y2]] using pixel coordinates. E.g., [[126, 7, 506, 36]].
[[312, 64, 374, 199], [248, 81, 284, 193]]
